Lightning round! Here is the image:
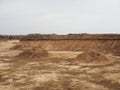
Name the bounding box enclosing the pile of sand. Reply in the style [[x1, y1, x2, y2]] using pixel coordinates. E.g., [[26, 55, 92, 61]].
[[11, 43, 22, 50], [11, 42, 28, 50], [18, 47, 48, 58], [75, 49, 110, 63]]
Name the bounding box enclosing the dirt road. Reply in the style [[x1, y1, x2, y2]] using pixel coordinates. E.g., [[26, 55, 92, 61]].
[[0, 40, 120, 90]]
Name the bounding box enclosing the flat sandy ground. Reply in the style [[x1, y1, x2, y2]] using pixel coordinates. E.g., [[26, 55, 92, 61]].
[[0, 40, 120, 90]]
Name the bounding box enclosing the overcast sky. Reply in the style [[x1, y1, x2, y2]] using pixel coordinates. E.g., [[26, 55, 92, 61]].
[[0, 0, 120, 35]]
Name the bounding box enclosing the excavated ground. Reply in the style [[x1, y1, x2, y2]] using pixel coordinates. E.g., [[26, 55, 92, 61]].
[[0, 40, 120, 90]]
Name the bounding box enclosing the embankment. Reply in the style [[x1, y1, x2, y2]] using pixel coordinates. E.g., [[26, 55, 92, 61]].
[[15, 34, 120, 56]]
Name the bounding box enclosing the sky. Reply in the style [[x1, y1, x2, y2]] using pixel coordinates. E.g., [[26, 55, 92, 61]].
[[0, 0, 120, 35]]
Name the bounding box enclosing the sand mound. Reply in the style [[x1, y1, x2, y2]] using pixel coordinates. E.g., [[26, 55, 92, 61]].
[[75, 49, 110, 63], [18, 47, 48, 58], [11, 43, 22, 50]]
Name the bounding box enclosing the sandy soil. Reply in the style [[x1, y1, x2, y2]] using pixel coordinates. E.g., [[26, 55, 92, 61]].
[[0, 40, 120, 90]]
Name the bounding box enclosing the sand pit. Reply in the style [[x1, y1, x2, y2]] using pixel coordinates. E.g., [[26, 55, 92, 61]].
[[0, 40, 120, 90], [75, 49, 111, 63]]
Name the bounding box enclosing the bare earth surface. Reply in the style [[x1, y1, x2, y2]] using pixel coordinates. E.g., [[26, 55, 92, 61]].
[[0, 40, 120, 90]]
